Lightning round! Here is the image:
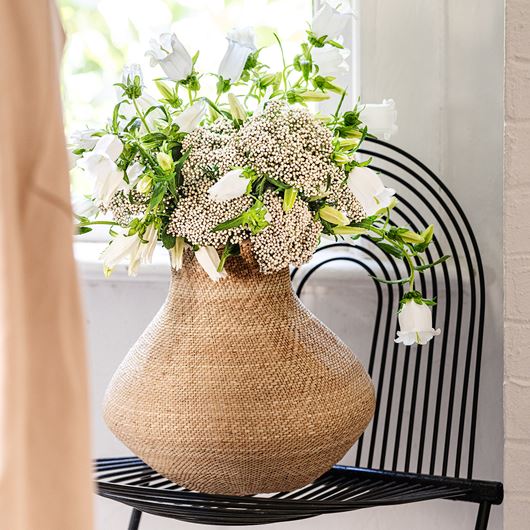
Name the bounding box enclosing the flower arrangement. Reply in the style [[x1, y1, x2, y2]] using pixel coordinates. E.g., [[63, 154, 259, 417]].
[[71, 3, 447, 345]]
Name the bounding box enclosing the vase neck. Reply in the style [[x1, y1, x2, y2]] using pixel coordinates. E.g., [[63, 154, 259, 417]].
[[169, 245, 293, 303]]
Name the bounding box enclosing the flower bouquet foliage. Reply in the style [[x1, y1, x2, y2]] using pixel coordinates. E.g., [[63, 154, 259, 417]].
[[72, 3, 447, 346]]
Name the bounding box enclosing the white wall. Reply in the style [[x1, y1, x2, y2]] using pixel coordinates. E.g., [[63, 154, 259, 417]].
[[82, 1, 504, 528], [360, 0, 504, 526], [504, 0, 530, 528]]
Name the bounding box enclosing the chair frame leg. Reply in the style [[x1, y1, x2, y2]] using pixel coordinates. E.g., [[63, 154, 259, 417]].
[[474, 501, 491, 530], [128, 508, 142, 530]]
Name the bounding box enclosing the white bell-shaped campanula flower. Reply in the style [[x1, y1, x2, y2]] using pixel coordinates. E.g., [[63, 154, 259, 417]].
[[361, 99, 398, 140], [218, 27, 257, 82], [77, 135, 125, 207], [68, 128, 98, 169], [195, 246, 227, 281], [101, 224, 159, 277], [92, 134, 123, 161], [92, 163, 126, 207], [208, 168, 250, 202], [146, 33, 192, 82], [122, 63, 143, 85], [395, 300, 441, 346], [174, 100, 206, 133], [126, 161, 145, 186], [70, 128, 99, 151], [169, 237, 186, 271], [101, 232, 141, 274], [129, 223, 158, 276], [312, 43, 350, 77], [311, 2, 352, 39], [72, 193, 99, 218], [347, 166, 396, 217]]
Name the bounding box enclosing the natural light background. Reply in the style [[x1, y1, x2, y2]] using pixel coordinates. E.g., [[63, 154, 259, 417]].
[[59, 0, 313, 133]]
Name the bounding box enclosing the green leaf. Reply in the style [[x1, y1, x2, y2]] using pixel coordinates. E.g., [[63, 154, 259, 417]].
[[266, 176, 290, 190], [414, 255, 450, 272], [204, 97, 231, 119], [213, 212, 247, 232], [282, 187, 298, 211], [377, 241, 404, 259], [174, 148, 190, 188], [161, 228, 176, 250], [149, 182, 167, 210], [112, 100, 127, 133], [217, 242, 240, 272]]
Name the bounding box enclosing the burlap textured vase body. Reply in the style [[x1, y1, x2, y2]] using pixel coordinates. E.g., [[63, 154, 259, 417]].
[[103, 245, 375, 495]]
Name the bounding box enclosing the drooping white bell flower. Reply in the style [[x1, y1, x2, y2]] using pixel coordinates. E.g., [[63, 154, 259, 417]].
[[218, 27, 257, 82], [311, 2, 352, 39], [195, 246, 227, 281], [169, 237, 186, 271], [347, 166, 396, 217], [93, 163, 126, 207], [361, 99, 398, 140], [92, 134, 123, 161], [208, 168, 250, 202], [174, 100, 206, 133], [101, 232, 142, 272], [312, 43, 350, 77], [395, 300, 441, 346], [129, 223, 158, 276], [101, 224, 159, 277], [68, 129, 99, 169], [70, 128, 99, 151], [145, 33, 192, 82], [72, 193, 99, 218], [126, 161, 145, 186], [77, 134, 125, 207]]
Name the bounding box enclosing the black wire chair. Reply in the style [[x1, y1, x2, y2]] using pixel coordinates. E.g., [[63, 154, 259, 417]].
[[94, 138, 503, 529]]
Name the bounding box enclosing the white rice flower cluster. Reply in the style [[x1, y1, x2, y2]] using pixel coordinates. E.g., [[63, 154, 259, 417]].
[[327, 170, 365, 221], [251, 191, 321, 273], [235, 101, 336, 197], [180, 119, 245, 190], [167, 101, 364, 272], [168, 185, 252, 246], [168, 120, 251, 246], [105, 190, 148, 227]]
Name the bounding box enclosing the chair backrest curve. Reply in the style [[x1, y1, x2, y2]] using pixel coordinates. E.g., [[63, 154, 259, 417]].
[[291, 138, 486, 480]]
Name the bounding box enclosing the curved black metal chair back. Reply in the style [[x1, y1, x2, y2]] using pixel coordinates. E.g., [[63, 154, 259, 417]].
[[291, 138, 486, 481]]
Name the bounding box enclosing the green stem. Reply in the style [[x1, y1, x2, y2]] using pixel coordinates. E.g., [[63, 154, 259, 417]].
[[132, 98, 151, 133], [367, 224, 416, 290], [403, 251, 416, 290], [77, 220, 118, 227], [273, 33, 288, 96], [187, 85, 194, 105]]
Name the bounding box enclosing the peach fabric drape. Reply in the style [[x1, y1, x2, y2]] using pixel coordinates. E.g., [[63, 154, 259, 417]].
[[0, 1, 93, 529]]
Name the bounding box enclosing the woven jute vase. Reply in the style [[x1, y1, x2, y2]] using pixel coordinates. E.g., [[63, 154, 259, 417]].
[[103, 244, 376, 495]]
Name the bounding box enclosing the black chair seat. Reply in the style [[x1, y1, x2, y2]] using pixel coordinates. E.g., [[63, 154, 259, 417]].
[[94, 457, 503, 527]]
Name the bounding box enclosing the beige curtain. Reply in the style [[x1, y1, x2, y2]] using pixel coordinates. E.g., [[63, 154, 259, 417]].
[[0, 1, 93, 529]]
